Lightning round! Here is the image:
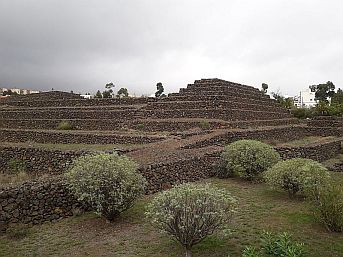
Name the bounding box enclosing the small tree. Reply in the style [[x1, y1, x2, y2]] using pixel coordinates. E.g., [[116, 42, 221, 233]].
[[220, 140, 280, 180], [155, 82, 164, 97], [94, 90, 102, 98], [264, 158, 331, 199], [261, 83, 268, 94], [146, 183, 237, 257], [65, 153, 145, 221], [117, 88, 129, 98]]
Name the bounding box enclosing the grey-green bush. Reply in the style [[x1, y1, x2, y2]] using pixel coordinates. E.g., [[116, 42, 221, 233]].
[[264, 158, 331, 198], [313, 184, 343, 232], [65, 153, 145, 221], [146, 183, 237, 257], [221, 140, 280, 180], [57, 120, 74, 130]]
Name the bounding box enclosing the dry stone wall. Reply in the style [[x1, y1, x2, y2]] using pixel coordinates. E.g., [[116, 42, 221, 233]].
[[276, 138, 342, 162], [307, 116, 343, 127], [0, 118, 300, 132], [0, 129, 164, 145], [0, 97, 153, 108], [184, 126, 343, 149], [0, 150, 220, 227], [0, 177, 89, 230], [0, 147, 87, 174]]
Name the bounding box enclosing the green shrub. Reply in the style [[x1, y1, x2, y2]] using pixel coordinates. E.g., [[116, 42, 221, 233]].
[[264, 158, 331, 198], [57, 120, 74, 130], [198, 120, 211, 130], [221, 140, 280, 180], [242, 231, 305, 257], [146, 183, 237, 257], [136, 123, 145, 130], [8, 159, 26, 174], [65, 153, 145, 221], [291, 108, 314, 119], [242, 246, 260, 257], [313, 184, 343, 232]]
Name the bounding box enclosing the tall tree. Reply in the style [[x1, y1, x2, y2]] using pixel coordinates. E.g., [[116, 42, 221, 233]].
[[103, 82, 115, 98], [155, 82, 164, 97], [102, 90, 112, 98], [331, 88, 343, 104], [117, 88, 129, 98], [309, 81, 335, 103], [105, 82, 115, 89], [261, 83, 268, 94]]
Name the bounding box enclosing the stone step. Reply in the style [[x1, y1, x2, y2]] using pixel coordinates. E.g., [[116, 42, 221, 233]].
[[145, 100, 288, 113], [163, 94, 277, 104], [179, 88, 271, 100], [0, 109, 141, 120], [0, 128, 165, 145], [144, 108, 292, 121], [186, 83, 263, 96]]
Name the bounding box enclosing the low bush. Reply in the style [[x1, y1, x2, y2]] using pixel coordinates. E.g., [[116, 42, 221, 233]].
[[57, 120, 74, 130], [242, 231, 305, 257], [146, 183, 237, 257], [264, 158, 331, 198], [291, 107, 314, 119], [198, 120, 211, 130], [221, 140, 280, 180], [8, 158, 26, 174], [65, 153, 145, 221], [313, 184, 343, 232], [136, 123, 145, 130]]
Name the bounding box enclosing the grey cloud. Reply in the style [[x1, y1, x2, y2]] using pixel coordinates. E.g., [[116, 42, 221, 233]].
[[1, 0, 342, 96]]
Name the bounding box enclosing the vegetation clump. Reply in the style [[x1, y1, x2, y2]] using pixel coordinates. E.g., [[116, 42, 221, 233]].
[[136, 123, 145, 130], [8, 158, 26, 174], [312, 184, 343, 232], [57, 120, 74, 130], [264, 158, 331, 199], [220, 140, 280, 180], [242, 231, 305, 257], [65, 153, 145, 221], [146, 183, 237, 257], [198, 120, 210, 130]]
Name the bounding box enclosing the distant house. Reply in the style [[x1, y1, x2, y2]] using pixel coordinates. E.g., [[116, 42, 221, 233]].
[[0, 87, 41, 95], [80, 94, 94, 99], [294, 88, 317, 108]]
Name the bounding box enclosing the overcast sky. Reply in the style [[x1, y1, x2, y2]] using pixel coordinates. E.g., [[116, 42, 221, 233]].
[[0, 0, 342, 96]]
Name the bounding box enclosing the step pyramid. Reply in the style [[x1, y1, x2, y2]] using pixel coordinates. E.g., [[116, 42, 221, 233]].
[[144, 78, 293, 121]]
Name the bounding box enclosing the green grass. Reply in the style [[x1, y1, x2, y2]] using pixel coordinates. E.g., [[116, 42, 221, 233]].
[[1, 174, 343, 257], [278, 136, 336, 147], [322, 154, 343, 170]]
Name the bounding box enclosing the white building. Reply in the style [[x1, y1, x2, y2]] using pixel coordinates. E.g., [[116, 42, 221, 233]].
[[80, 94, 93, 99], [294, 88, 317, 108]]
